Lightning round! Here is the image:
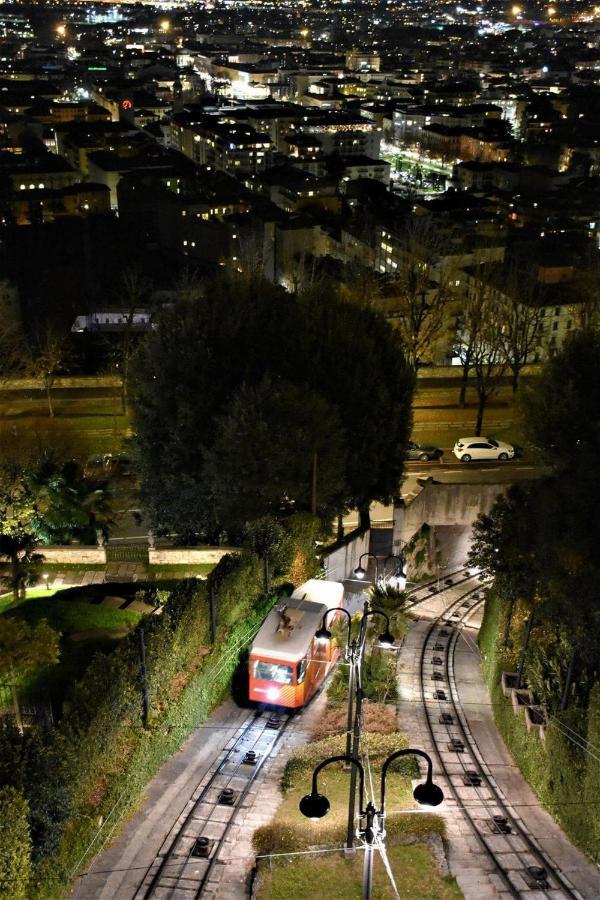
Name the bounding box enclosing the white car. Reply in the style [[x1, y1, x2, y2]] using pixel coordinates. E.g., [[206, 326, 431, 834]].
[[453, 437, 515, 463]]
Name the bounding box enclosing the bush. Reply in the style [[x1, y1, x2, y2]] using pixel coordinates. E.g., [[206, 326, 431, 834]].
[[10, 552, 276, 900], [310, 701, 397, 742], [282, 732, 417, 792], [0, 786, 31, 900]]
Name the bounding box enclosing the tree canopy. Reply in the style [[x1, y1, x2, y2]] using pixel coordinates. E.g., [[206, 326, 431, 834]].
[[131, 273, 414, 537]]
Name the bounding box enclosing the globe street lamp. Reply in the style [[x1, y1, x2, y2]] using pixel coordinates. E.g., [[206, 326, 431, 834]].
[[300, 750, 443, 900], [383, 552, 407, 591]]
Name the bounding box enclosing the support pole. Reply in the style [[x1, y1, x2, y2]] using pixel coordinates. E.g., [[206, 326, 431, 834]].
[[138, 627, 150, 728], [209, 585, 217, 644]]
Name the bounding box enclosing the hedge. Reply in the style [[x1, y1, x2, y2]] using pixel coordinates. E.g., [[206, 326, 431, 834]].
[[0, 786, 31, 900], [479, 591, 600, 862], [20, 550, 272, 899]]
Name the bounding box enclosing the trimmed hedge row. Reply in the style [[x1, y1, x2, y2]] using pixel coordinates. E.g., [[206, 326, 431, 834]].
[[0, 786, 31, 900], [479, 592, 600, 862]]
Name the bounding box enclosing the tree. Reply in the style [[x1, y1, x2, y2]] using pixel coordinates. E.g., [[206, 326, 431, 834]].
[[243, 517, 290, 593], [388, 218, 452, 369], [0, 721, 72, 860], [203, 377, 347, 532], [0, 534, 43, 604], [496, 268, 542, 393], [114, 268, 152, 413], [132, 273, 413, 538], [26, 455, 113, 545], [0, 618, 59, 730], [471, 300, 508, 435], [28, 330, 70, 417], [0, 786, 31, 900], [520, 330, 600, 470]]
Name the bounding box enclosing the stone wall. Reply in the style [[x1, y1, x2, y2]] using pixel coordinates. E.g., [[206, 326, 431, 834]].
[[35, 546, 107, 565], [148, 547, 238, 566]]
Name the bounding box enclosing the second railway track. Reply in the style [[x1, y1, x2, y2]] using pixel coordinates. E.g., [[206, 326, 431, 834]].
[[418, 586, 582, 899]]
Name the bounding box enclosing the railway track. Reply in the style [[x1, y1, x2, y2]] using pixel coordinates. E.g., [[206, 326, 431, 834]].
[[135, 708, 293, 899], [418, 587, 582, 898], [405, 566, 481, 610]]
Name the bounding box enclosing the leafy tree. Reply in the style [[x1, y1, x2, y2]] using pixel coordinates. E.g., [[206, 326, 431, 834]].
[[0, 785, 31, 900], [0, 533, 43, 604], [203, 378, 347, 530], [520, 330, 600, 470], [243, 516, 290, 592], [0, 617, 59, 730], [26, 456, 113, 545], [0, 722, 71, 861], [132, 273, 413, 537]]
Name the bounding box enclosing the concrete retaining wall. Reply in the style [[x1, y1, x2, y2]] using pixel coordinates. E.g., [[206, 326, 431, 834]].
[[322, 528, 370, 582], [393, 479, 509, 568], [148, 547, 238, 566]]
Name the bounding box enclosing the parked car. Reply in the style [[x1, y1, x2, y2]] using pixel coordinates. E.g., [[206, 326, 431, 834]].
[[453, 437, 515, 463], [404, 441, 443, 462]]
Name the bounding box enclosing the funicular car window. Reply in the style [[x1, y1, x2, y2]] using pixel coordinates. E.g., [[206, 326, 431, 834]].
[[296, 657, 308, 685], [253, 660, 293, 684]]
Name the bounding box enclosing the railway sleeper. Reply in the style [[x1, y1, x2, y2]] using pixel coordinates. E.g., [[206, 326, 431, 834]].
[[243, 750, 258, 765], [433, 643, 446, 651], [432, 656, 443, 665], [432, 671, 445, 681], [447, 738, 465, 752], [433, 690, 447, 700], [439, 713, 454, 725]]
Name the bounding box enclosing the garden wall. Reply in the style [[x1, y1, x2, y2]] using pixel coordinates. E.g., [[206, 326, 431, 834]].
[[148, 547, 238, 565]]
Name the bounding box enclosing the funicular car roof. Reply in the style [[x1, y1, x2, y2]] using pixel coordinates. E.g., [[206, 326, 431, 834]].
[[251, 596, 328, 664]]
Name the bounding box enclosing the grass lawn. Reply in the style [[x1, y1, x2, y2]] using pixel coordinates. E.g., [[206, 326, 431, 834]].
[[255, 842, 462, 900], [5, 595, 142, 633], [1, 589, 143, 706]]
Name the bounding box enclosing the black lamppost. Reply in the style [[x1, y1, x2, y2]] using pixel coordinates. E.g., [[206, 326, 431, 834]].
[[316, 602, 396, 848], [299, 750, 443, 900], [353, 552, 380, 583], [316, 606, 355, 759]]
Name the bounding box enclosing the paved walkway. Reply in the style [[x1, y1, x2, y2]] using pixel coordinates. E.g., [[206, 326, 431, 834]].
[[397, 587, 600, 900]]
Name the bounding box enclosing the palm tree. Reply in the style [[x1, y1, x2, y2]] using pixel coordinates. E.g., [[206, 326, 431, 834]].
[[0, 533, 44, 603]]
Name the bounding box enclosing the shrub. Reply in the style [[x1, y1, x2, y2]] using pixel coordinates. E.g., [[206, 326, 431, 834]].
[[282, 732, 417, 792], [0, 786, 31, 900]]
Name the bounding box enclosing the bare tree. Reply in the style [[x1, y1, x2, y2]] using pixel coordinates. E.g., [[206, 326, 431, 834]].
[[0, 286, 27, 387], [116, 268, 152, 413], [496, 268, 543, 393], [454, 269, 508, 431], [390, 217, 453, 368], [29, 330, 69, 417]]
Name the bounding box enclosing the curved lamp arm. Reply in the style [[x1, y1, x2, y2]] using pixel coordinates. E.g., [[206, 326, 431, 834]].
[[380, 748, 442, 812], [315, 607, 353, 651], [312, 754, 366, 816]]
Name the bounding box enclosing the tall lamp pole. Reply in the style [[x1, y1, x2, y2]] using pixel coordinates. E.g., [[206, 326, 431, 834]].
[[353, 552, 381, 585], [315, 603, 396, 849], [299, 750, 444, 900]]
